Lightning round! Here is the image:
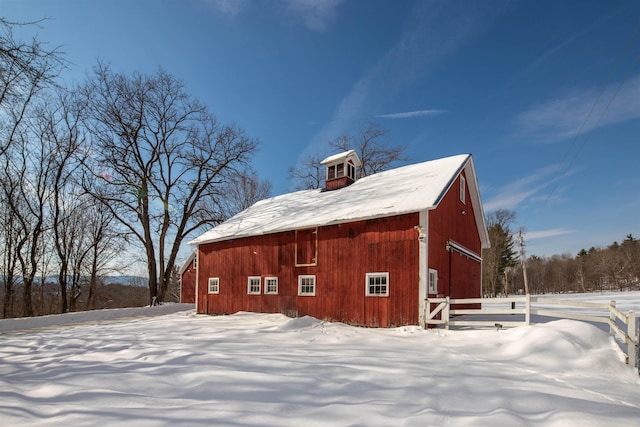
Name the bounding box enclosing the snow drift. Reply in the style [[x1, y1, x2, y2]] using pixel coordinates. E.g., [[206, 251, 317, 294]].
[[1, 306, 639, 426]]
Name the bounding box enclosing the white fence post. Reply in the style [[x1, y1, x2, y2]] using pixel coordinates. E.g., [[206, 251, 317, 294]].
[[444, 296, 450, 330], [525, 294, 531, 325], [422, 299, 428, 329], [628, 310, 637, 369], [609, 300, 616, 335]]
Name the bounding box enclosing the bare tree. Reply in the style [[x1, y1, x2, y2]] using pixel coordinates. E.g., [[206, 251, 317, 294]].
[[1, 128, 55, 317], [522, 255, 546, 294], [328, 121, 407, 178], [597, 242, 627, 291], [575, 249, 595, 293], [81, 63, 258, 304], [166, 265, 181, 303], [0, 19, 64, 317], [219, 169, 272, 219], [289, 121, 407, 190], [0, 18, 64, 156], [0, 174, 25, 317], [288, 152, 325, 190], [27, 90, 87, 313], [620, 234, 640, 285], [84, 199, 123, 311]]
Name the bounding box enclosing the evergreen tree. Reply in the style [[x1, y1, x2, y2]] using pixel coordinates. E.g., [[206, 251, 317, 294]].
[[482, 209, 518, 296]]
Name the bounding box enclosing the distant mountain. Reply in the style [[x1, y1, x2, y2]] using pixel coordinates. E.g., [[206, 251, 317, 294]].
[[0, 275, 148, 287], [101, 276, 148, 287]]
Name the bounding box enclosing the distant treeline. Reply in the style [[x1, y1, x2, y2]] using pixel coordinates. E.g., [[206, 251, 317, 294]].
[[505, 234, 640, 295], [0, 278, 179, 319], [481, 209, 639, 296]]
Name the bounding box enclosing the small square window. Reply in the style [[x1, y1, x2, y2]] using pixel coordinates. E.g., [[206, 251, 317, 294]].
[[428, 269, 438, 294], [248, 276, 261, 294], [298, 275, 316, 296], [460, 175, 466, 204], [265, 277, 278, 294], [366, 272, 389, 297], [208, 277, 219, 294]]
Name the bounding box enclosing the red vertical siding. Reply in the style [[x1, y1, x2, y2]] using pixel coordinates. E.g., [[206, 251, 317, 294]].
[[180, 261, 196, 304], [428, 170, 482, 300], [325, 176, 355, 191], [197, 213, 420, 327]]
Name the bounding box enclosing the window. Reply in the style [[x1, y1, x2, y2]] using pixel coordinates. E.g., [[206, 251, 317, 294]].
[[265, 277, 278, 294], [327, 165, 336, 180], [295, 228, 318, 266], [347, 161, 355, 180], [247, 276, 261, 294], [336, 162, 344, 178], [208, 277, 219, 294], [428, 269, 438, 294], [460, 175, 466, 204], [366, 272, 389, 297], [298, 275, 316, 296]]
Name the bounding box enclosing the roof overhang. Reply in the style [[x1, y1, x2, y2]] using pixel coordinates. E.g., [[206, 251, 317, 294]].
[[178, 250, 196, 275]]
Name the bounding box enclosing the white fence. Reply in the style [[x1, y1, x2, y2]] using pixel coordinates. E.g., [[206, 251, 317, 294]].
[[425, 295, 639, 370]]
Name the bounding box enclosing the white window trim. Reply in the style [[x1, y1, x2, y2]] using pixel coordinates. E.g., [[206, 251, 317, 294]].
[[428, 269, 438, 295], [208, 277, 219, 294], [365, 272, 389, 297], [460, 175, 466, 204], [298, 275, 316, 296], [264, 276, 279, 295], [247, 276, 261, 295]]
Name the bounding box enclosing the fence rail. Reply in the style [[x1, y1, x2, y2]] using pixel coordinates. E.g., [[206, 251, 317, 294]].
[[424, 295, 638, 370]]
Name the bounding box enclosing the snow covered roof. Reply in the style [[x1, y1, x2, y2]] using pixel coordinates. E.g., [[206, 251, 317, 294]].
[[178, 250, 196, 275], [320, 150, 361, 166], [191, 154, 488, 246]]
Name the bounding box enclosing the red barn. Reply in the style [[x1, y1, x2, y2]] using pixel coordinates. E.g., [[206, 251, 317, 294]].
[[189, 152, 489, 327], [179, 251, 197, 304]]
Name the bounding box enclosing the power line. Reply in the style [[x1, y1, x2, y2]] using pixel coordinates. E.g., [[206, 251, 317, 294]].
[[559, 48, 640, 180], [542, 15, 640, 209]]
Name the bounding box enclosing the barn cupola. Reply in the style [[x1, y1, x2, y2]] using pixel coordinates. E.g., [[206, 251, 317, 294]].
[[320, 150, 362, 191]]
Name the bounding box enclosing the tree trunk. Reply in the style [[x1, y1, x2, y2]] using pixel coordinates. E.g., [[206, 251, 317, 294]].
[[22, 277, 33, 317], [85, 246, 99, 310], [3, 276, 14, 318], [58, 270, 68, 314], [147, 255, 158, 305]]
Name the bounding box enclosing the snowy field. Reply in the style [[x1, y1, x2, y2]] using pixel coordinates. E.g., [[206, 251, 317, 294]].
[[1, 294, 640, 426]]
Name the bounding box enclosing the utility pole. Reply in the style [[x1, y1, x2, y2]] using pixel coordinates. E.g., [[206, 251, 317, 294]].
[[519, 229, 529, 295]]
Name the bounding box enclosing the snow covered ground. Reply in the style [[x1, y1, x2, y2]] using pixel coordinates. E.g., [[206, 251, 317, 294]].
[[1, 294, 640, 426]]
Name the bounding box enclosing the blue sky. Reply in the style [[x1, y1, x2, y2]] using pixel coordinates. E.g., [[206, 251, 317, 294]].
[[3, 0, 640, 258]]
